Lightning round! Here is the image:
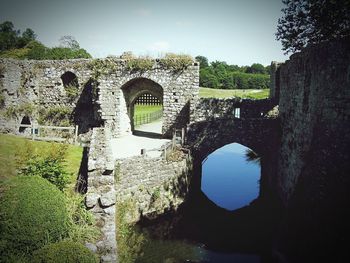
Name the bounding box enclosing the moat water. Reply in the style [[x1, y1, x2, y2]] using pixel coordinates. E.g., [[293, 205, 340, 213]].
[[201, 143, 260, 210], [132, 143, 262, 263]]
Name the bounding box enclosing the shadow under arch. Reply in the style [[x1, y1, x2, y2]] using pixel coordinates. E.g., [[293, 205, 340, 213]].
[[72, 78, 101, 134], [120, 77, 164, 135], [178, 117, 283, 254]]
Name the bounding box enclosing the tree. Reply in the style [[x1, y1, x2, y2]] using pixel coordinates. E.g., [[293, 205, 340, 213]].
[[17, 28, 37, 48], [59, 35, 80, 50], [195, 55, 209, 68], [276, 0, 350, 54], [246, 63, 266, 74], [0, 21, 19, 51]]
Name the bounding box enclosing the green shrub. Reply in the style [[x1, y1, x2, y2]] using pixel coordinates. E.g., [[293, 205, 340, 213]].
[[32, 240, 98, 263], [88, 59, 117, 79], [18, 143, 70, 191], [64, 84, 79, 103], [20, 157, 70, 191], [4, 103, 36, 119], [0, 47, 31, 59], [0, 176, 70, 259], [38, 106, 72, 126], [159, 53, 193, 71], [126, 56, 154, 72]]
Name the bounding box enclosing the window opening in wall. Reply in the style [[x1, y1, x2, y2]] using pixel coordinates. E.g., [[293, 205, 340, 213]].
[[233, 107, 240, 118], [19, 116, 31, 133]]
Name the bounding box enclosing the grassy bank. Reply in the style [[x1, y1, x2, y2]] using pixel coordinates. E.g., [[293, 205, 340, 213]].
[[199, 87, 269, 99], [0, 133, 82, 181]]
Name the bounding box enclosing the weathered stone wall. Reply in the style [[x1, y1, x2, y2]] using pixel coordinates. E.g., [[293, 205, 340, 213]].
[[274, 37, 350, 259], [0, 58, 199, 138], [95, 59, 199, 137], [269, 61, 282, 100], [0, 58, 97, 134], [191, 97, 277, 123], [85, 127, 117, 263], [276, 37, 350, 204], [115, 150, 192, 223]]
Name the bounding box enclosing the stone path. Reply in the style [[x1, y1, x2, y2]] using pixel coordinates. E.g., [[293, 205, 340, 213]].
[[110, 120, 170, 159]]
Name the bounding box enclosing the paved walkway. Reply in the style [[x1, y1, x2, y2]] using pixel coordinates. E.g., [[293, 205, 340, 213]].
[[110, 120, 170, 159]]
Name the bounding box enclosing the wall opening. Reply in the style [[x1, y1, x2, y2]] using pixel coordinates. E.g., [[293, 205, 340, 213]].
[[133, 92, 163, 135], [61, 71, 79, 102], [233, 107, 240, 118], [19, 116, 31, 133], [61, 71, 78, 88], [121, 78, 163, 136], [201, 142, 260, 211]]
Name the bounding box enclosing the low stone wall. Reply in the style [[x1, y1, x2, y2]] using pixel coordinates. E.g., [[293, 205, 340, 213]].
[[191, 97, 277, 123], [115, 149, 192, 223], [85, 127, 117, 262]]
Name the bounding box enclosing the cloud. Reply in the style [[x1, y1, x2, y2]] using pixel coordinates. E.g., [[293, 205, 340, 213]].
[[148, 41, 170, 52], [175, 20, 192, 27], [134, 8, 152, 17]]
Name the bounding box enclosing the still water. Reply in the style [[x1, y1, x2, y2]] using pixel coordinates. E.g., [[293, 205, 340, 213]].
[[201, 143, 260, 210], [132, 143, 262, 263]]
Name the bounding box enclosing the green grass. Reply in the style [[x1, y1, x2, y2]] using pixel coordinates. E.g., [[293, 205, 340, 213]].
[[199, 87, 270, 99], [0, 133, 82, 181], [134, 105, 162, 117]]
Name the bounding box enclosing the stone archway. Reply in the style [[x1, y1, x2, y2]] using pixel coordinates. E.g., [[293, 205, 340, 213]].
[[120, 78, 163, 135]]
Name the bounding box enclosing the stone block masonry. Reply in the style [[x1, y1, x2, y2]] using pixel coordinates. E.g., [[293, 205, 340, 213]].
[[85, 127, 117, 263], [0, 57, 199, 138], [115, 149, 192, 223], [271, 37, 350, 260], [191, 97, 277, 123]]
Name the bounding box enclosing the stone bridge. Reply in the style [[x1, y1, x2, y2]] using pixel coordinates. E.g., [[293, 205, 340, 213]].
[[187, 97, 278, 161]]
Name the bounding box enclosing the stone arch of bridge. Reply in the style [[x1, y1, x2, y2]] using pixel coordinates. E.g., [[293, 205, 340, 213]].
[[187, 118, 264, 163], [120, 77, 163, 134], [186, 118, 269, 207]]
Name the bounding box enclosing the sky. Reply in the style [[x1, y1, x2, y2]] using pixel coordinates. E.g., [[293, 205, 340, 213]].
[[0, 0, 289, 66]]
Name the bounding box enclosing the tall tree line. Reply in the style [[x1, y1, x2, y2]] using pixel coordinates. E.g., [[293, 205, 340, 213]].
[[195, 56, 270, 90]]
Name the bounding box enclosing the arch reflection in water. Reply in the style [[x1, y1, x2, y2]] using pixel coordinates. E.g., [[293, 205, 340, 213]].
[[201, 143, 260, 211]]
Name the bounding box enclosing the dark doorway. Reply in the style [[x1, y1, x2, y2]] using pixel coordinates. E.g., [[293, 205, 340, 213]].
[[19, 116, 31, 133]]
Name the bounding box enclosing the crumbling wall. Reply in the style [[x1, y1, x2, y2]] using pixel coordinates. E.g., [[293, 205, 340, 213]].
[[115, 150, 192, 223], [85, 128, 117, 263]]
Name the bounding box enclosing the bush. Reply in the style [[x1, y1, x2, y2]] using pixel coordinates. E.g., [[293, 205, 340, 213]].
[[38, 106, 72, 126], [32, 240, 98, 263], [0, 176, 70, 259], [126, 56, 154, 72], [20, 157, 70, 191], [4, 103, 36, 119], [159, 53, 193, 71], [18, 143, 70, 191]]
